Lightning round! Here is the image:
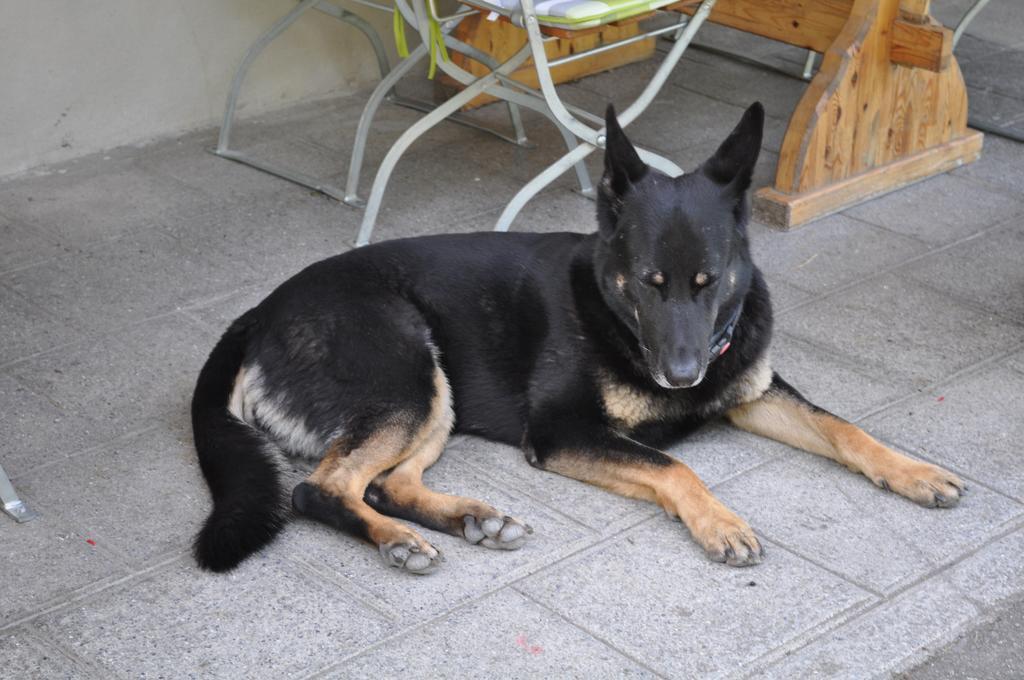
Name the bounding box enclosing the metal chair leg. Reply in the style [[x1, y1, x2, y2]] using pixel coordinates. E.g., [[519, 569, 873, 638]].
[[384, 32, 534, 148], [216, 0, 324, 156], [802, 50, 816, 80], [492, 141, 670, 231], [953, 0, 992, 48], [487, 0, 718, 230], [345, 43, 432, 207], [355, 43, 535, 246], [422, 17, 596, 198], [1, 464, 40, 523], [214, 0, 385, 200]]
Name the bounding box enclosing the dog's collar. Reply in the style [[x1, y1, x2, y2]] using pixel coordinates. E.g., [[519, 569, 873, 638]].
[[709, 303, 743, 361]]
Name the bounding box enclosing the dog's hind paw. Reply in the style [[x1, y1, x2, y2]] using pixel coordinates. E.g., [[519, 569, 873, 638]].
[[379, 539, 443, 575], [462, 514, 533, 550]]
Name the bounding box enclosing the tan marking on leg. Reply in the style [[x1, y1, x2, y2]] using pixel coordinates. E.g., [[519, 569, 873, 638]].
[[369, 367, 531, 547], [727, 393, 965, 507], [307, 426, 426, 547], [544, 453, 762, 565]]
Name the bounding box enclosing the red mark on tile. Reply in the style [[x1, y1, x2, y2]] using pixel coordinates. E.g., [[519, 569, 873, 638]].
[[515, 633, 544, 655], [936, 396, 945, 402], [85, 539, 96, 546]]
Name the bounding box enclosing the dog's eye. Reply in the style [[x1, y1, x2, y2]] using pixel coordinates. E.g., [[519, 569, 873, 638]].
[[645, 271, 666, 287]]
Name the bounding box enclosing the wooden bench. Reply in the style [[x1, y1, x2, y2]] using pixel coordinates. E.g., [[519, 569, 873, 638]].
[[672, 0, 981, 228], [453, 0, 982, 229]]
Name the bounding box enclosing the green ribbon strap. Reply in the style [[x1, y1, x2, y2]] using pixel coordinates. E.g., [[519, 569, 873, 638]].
[[426, 14, 450, 79], [392, 7, 410, 58]]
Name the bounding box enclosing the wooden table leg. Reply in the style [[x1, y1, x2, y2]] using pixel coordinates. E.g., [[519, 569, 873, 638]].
[[752, 0, 983, 229]]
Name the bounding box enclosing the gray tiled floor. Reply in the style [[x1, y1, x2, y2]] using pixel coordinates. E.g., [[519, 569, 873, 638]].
[[3, 16, 1024, 680]]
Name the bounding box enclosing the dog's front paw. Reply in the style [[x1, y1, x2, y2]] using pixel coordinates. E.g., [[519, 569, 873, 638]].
[[874, 460, 966, 508], [689, 506, 764, 567]]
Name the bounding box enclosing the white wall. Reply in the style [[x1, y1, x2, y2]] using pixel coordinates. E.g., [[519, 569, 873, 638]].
[[0, 0, 397, 177]]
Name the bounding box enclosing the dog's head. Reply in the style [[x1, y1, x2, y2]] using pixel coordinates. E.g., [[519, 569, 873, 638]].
[[593, 102, 764, 389]]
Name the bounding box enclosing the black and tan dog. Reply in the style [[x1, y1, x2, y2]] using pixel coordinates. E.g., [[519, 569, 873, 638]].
[[191, 102, 964, 574]]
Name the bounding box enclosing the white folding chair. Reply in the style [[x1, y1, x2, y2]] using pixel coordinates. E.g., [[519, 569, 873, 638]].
[[214, 0, 533, 207], [354, 0, 719, 245]]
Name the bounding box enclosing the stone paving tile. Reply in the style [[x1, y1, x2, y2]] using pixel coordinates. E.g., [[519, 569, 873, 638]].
[[672, 50, 807, 123], [863, 362, 1024, 502], [9, 313, 215, 447], [0, 508, 128, 627], [932, 0, 1024, 49], [778, 273, 1024, 389], [900, 221, 1024, 322], [953, 135, 1024, 196], [517, 516, 872, 678], [33, 557, 393, 680], [137, 130, 293, 204], [473, 187, 596, 235], [0, 284, 81, 366], [760, 578, 981, 679], [335, 141, 548, 246], [750, 213, 929, 295], [223, 94, 365, 152], [769, 331, 915, 421], [302, 89, 481, 167], [714, 452, 1023, 594], [0, 628, 93, 680], [276, 452, 595, 621], [0, 218, 67, 275], [0, 373, 99, 479], [692, 22, 811, 66], [897, 522, 1024, 675], [1, 226, 249, 338], [844, 174, 1023, 245], [942, 526, 1024, 609], [331, 588, 656, 679], [1008, 348, 1024, 376], [567, 72, 771, 155], [951, 34, 1005, 66], [183, 284, 276, 334], [966, 85, 1024, 131], [766, 525, 1024, 679], [761, 275, 816, 313], [960, 46, 1024, 102], [902, 591, 1024, 680], [239, 136, 363, 188], [0, 158, 214, 246], [15, 427, 207, 568], [159, 187, 358, 285]]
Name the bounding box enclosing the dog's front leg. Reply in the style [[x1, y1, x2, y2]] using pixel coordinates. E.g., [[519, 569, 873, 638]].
[[527, 427, 763, 566], [727, 372, 966, 508]]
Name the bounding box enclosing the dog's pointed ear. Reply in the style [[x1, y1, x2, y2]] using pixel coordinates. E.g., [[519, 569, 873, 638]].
[[701, 102, 764, 194], [602, 104, 647, 197], [598, 105, 647, 239]]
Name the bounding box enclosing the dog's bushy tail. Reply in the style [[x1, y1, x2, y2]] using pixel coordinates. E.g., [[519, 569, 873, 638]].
[[191, 313, 288, 572]]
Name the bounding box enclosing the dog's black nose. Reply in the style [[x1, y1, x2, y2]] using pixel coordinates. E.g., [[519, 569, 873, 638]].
[[664, 358, 703, 388]]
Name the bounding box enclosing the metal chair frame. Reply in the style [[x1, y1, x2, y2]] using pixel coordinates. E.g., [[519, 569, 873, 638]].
[[214, 0, 533, 207], [214, 0, 719, 245], [354, 0, 719, 244]]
